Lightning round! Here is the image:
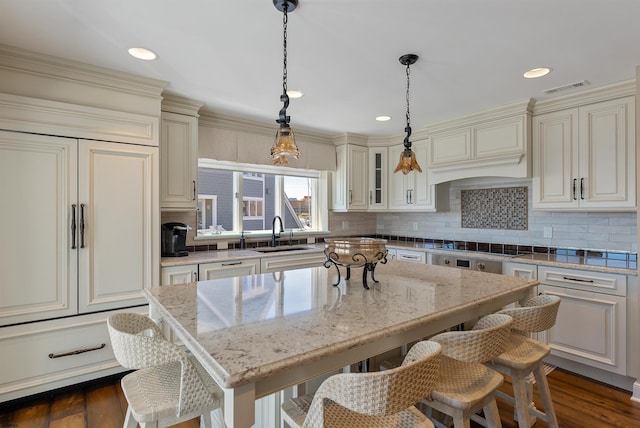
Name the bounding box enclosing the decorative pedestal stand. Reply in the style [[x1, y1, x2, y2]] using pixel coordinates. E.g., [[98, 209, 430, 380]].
[[324, 249, 388, 289]]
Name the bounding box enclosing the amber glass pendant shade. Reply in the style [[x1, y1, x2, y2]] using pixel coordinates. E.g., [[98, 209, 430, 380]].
[[394, 149, 422, 174], [271, 125, 299, 165]]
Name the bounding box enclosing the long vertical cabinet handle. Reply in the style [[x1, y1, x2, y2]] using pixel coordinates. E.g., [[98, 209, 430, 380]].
[[192, 180, 196, 201], [580, 178, 585, 200], [80, 203, 86, 248], [71, 204, 77, 249], [572, 178, 577, 200]]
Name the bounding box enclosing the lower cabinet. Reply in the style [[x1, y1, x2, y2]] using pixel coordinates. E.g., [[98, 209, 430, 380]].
[[260, 252, 326, 273], [161, 264, 198, 285], [199, 259, 260, 280], [395, 249, 426, 263], [537, 266, 627, 375], [0, 306, 148, 402]]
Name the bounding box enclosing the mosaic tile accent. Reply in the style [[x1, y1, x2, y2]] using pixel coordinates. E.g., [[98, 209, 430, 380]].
[[461, 187, 528, 230]]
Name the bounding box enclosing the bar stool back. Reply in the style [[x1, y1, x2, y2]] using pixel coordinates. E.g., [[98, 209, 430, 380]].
[[419, 313, 513, 428], [489, 294, 561, 428], [281, 340, 442, 428], [107, 313, 225, 428]]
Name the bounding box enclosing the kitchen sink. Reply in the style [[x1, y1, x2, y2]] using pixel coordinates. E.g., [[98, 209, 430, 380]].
[[253, 246, 317, 253]]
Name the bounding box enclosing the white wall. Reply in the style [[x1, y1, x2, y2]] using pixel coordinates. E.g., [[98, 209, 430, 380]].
[[376, 177, 638, 253]]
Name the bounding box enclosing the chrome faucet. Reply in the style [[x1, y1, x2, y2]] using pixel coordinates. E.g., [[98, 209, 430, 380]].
[[271, 215, 284, 247]]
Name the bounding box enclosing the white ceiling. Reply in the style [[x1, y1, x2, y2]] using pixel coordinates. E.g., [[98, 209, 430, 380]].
[[1, 0, 640, 137]]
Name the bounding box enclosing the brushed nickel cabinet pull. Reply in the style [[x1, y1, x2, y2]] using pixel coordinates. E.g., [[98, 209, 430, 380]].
[[193, 180, 196, 201], [221, 261, 242, 266], [49, 343, 106, 359], [71, 204, 77, 249], [80, 203, 86, 248]]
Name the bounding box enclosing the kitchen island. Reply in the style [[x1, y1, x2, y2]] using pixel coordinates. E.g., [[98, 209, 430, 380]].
[[144, 259, 538, 428]]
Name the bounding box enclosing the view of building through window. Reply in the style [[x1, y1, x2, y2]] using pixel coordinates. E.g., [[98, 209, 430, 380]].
[[196, 164, 318, 236]]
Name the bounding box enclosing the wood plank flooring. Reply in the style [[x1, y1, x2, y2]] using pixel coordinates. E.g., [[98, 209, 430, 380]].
[[1, 368, 639, 427]]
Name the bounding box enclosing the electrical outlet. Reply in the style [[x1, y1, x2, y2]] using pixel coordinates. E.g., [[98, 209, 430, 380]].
[[543, 226, 553, 238], [412, 222, 419, 231], [342, 220, 349, 229]]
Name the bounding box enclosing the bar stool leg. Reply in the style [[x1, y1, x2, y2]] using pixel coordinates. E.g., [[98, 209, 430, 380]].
[[533, 364, 559, 428]]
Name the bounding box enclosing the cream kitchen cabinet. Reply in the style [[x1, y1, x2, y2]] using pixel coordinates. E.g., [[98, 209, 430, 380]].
[[367, 146, 388, 211], [160, 108, 199, 210], [537, 266, 627, 375], [161, 264, 198, 285], [199, 258, 261, 280], [426, 105, 531, 184], [332, 144, 368, 211], [388, 141, 436, 211], [0, 131, 157, 326], [532, 96, 635, 210], [395, 249, 426, 263], [0, 307, 147, 402]]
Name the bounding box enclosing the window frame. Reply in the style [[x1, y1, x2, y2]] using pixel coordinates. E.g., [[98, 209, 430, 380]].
[[195, 159, 329, 241]]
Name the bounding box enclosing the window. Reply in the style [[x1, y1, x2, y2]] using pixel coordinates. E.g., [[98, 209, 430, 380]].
[[196, 160, 327, 238]]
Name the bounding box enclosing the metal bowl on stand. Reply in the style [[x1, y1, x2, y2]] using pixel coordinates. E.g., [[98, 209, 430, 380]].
[[324, 238, 388, 289]]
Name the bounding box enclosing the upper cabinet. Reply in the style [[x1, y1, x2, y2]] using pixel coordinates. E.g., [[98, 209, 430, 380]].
[[426, 100, 533, 184], [367, 146, 388, 211], [160, 96, 203, 211], [388, 140, 437, 211], [332, 143, 368, 211], [532, 95, 635, 210]]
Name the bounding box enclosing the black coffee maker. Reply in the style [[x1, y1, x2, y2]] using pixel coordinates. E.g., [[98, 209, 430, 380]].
[[161, 222, 189, 257]]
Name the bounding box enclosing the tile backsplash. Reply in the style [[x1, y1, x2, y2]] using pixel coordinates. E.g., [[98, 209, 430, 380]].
[[461, 186, 528, 230]]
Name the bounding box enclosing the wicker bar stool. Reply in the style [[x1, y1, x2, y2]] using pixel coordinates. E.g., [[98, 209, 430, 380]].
[[281, 340, 442, 428], [107, 313, 225, 428], [486, 294, 561, 428], [418, 313, 513, 428]]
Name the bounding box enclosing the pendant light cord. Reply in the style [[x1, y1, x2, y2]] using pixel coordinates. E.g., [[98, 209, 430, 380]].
[[277, 2, 290, 127], [404, 61, 412, 149]]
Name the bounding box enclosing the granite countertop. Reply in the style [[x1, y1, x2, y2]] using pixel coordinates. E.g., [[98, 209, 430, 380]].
[[144, 260, 537, 389], [160, 239, 637, 275], [384, 241, 637, 275]]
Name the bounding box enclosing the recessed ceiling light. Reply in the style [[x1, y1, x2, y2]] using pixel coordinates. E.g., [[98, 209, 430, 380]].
[[128, 47, 158, 61], [376, 115, 392, 122], [523, 67, 551, 79], [287, 90, 304, 99]]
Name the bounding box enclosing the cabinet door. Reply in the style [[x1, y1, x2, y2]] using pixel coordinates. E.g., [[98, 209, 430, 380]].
[[78, 140, 158, 313], [348, 145, 368, 210], [411, 141, 434, 208], [539, 284, 627, 375], [532, 109, 578, 209], [388, 143, 434, 211], [0, 131, 78, 326], [367, 147, 387, 211], [578, 97, 635, 209], [199, 259, 260, 280], [160, 112, 198, 210], [161, 265, 198, 285]]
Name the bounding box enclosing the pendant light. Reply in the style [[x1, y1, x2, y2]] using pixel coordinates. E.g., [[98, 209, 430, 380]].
[[270, 0, 300, 165], [394, 54, 422, 174]]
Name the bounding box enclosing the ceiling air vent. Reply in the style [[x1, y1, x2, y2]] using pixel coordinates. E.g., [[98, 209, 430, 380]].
[[543, 80, 590, 94]]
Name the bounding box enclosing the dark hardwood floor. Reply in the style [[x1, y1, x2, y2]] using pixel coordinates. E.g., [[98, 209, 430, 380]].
[[1, 368, 639, 427]]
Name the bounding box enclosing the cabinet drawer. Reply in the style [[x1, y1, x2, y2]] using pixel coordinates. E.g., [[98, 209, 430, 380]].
[[199, 258, 260, 280], [538, 266, 626, 296], [0, 308, 146, 402], [396, 249, 426, 264], [261, 252, 326, 273]]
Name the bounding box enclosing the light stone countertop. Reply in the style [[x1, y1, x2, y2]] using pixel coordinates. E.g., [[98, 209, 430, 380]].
[[160, 240, 637, 275], [144, 260, 537, 389]]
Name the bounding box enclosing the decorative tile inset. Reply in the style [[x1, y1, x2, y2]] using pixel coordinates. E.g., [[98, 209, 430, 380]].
[[461, 187, 528, 230]]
